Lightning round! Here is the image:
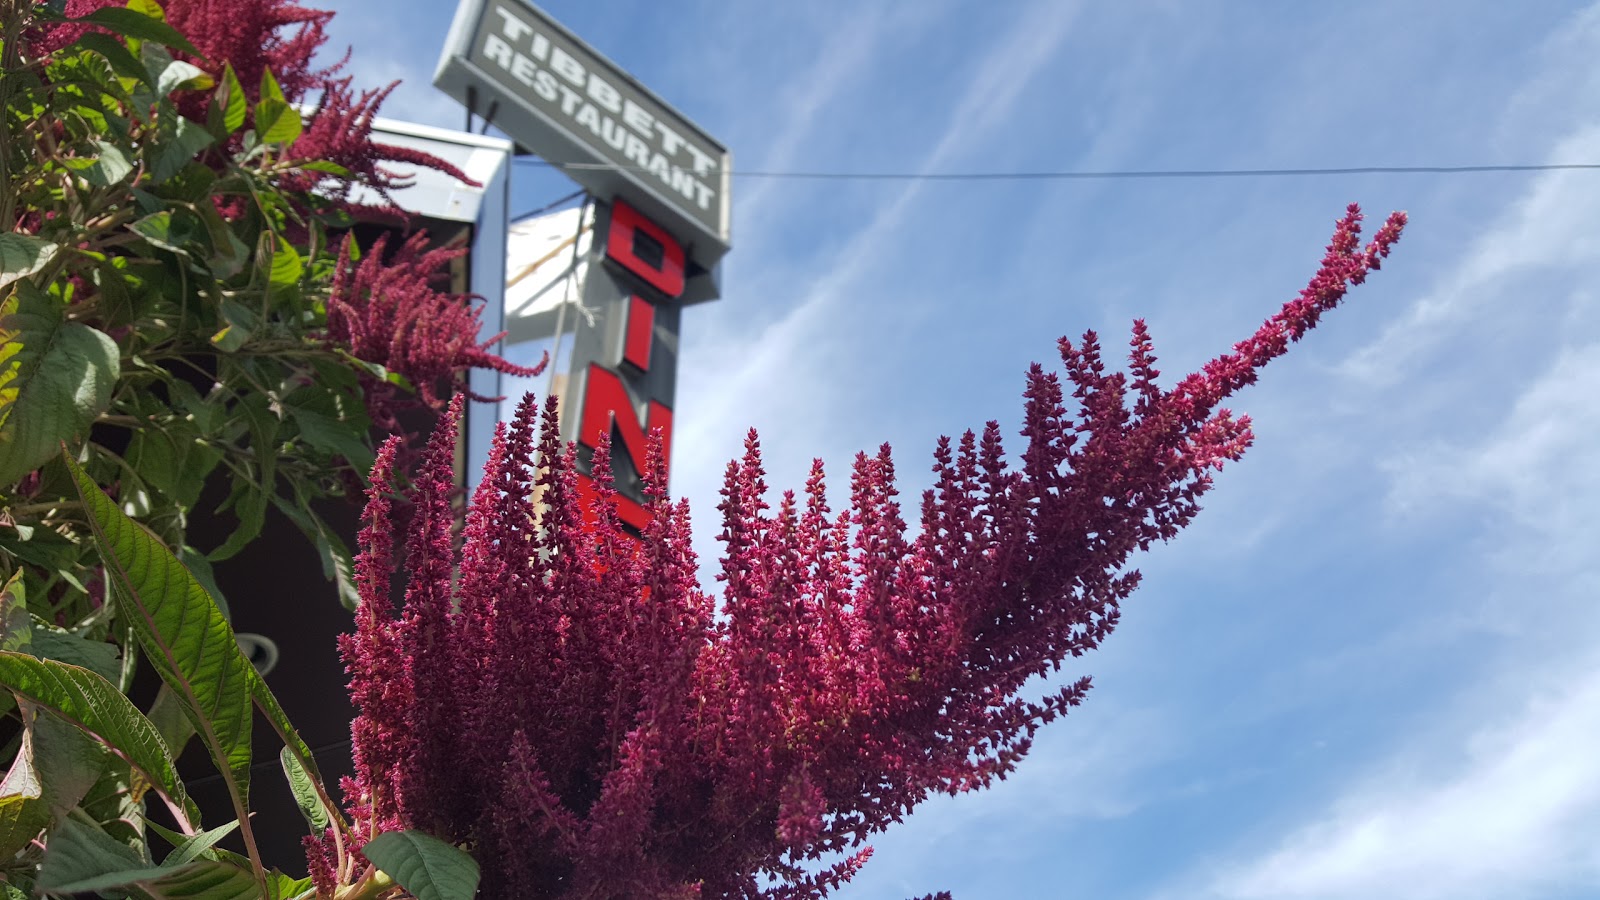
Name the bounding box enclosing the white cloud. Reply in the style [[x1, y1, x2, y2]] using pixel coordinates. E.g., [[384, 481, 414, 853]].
[[312, 0, 464, 129], [1339, 124, 1600, 386], [674, 0, 1086, 494], [1385, 341, 1600, 572], [1161, 171, 1600, 900], [1340, 0, 1600, 388], [343, 57, 464, 132], [1196, 657, 1600, 900], [839, 702, 1176, 898], [729, 6, 902, 231]]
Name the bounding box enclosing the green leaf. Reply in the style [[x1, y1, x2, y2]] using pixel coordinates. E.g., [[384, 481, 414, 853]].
[[0, 234, 59, 290], [363, 831, 481, 900], [180, 546, 229, 619], [76, 6, 203, 58], [126, 421, 223, 510], [73, 30, 150, 85], [214, 62, 248, 134], [70, 140, 135, 187], [43, 849, 258, 897], [0, 716, 96, 859], [335, 349, 414, 391], [254, 99, 302, 146], [40, 863, 174, 895], [65, 455, 255, 818], [113, 460, 155, 517], [0, 652, 198, 830], [132, 186, 165, 215], [30, 700, 111, 816], [0, 712, 104, 880], [319, 522, 360, 613], [144, 858, 262, 897], [267, 870, 315, 899], [0, 283, 120, 485], [0, 571, 29, 653], [92, 258, 137, 327], [147, 683, 196, 761], [208, 391, 276, 561], [297, 160, 352, 177], [280, 747, 329, 831], [162, 818, 239, 867], [130, 210, 184, 253], [2, 526, 84, 577], [195, 198, 249, 279], [0, 793, 47, 862], [269, 237, 304, 289], [248, 663, 339, 832], [0, 712, 48, 859], [159, 161, 219, 204], [155, 56, 213, 97], [288, 407, 372, 469], [149, 114, 217, 183], [210, 297, 258, 352], [271, 488, 360, 610], [259, 66, 286, 105], [30, 629, 121, 682], [169, 379, 221, 433], [207, 476, 266, 562], [35, 815, 144, 893], [78, 757, 147, 851]]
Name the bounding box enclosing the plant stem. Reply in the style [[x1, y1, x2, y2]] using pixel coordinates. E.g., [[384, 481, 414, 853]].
[[332, 866, 394, 900], [6, 500, 85, 516], [0, 7, 24, 229]]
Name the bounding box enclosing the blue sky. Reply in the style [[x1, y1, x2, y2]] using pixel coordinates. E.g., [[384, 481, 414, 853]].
[[312, 2, 1600, 897]]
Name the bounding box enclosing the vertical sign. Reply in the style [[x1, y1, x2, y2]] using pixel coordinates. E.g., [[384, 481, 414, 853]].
[[438, 0, 729, 530], [569, 198, 684, 530]]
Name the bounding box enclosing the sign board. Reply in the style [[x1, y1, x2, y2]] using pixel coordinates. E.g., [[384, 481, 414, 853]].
[[499, 199, 685, 530], [434, 0, 732, 271]]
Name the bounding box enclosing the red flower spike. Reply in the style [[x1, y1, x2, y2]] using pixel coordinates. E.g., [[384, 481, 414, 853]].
[[325, 231, 547, 433], [338, 207, 1405, 897]]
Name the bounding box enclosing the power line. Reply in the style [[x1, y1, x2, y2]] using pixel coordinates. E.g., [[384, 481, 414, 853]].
[[510, 187, 585, 221], [512, 159, 1600, 181]]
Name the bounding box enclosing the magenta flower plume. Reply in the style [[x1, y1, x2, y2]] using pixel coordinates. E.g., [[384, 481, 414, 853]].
[[286, 77, 479, 218], [336, 434, 409, 840], [337, 207, 1406, 898], [325, 231, 547, 431], [31, 0, 335, 93], [30, 0, 472, 218]]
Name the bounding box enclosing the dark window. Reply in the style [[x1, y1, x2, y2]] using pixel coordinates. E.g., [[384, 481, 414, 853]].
[[631, 226, 666, 271]]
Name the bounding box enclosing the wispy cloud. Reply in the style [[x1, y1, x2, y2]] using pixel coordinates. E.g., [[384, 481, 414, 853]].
[[728, 6, 903, 230], [1193, 656, 1600, 900], [1339, 125, 1600, 386], [1152, 337, 1600, 899], [312, 0, 464, 129], [1157, 182, 1600, 900], [1385, 342, 1600, 568], [675, 0, 1086, 497], [840, 702, 1178, 899], [1339, 0, 1600, 388]]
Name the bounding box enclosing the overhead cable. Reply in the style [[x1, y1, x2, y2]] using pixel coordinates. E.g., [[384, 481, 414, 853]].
[[511, 159, 1600, 181]]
